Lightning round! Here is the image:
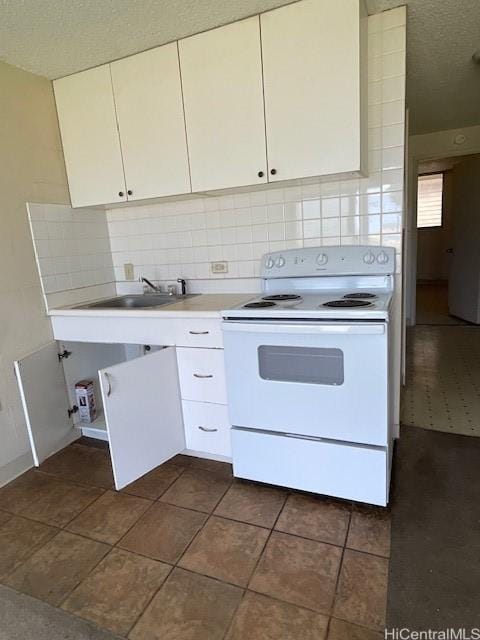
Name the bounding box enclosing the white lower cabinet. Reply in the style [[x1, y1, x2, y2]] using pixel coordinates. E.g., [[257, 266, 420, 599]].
[[15, 329, 232, 490], [15, 341, 185, 490], [176, 347, 227, 404], [183, 401, 231, 459]]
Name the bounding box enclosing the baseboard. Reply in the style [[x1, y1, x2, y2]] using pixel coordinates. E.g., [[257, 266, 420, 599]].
[[0, 451, 34, 488]]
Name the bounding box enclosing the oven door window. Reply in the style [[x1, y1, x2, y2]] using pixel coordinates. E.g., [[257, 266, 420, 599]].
[[258, 345, 344, 386]]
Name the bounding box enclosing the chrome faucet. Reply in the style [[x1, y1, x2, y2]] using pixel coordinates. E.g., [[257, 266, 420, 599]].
[[140, 277, 161, 293], [177, 278, 187, 296]]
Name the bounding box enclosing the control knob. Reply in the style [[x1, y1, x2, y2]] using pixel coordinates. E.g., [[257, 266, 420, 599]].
[[265, 256, 275, 269], [377, 250, 389, 264], [316, 253, 328, 266], [275, 255, 286, 268], [363, 251, 375, 264]]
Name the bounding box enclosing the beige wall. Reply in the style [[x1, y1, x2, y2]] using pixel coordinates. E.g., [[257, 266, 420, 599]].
[[0, 61, 69, 485]]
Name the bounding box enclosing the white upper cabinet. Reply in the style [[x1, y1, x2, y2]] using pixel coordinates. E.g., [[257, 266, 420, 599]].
[[54, 65, 127, 208], [261, 0, 366, 182], [179, 16, 268, 192], [110, 44, 191, 201]]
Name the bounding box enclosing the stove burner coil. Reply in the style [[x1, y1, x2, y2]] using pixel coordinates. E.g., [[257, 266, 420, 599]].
[[262, 294, 302, 301], [243, 301, 277, 308], [343, 292, 377, 299], [323, 299, 373, 308]]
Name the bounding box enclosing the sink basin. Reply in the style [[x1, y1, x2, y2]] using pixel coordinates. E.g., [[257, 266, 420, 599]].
[[75, 294, 197, 310]]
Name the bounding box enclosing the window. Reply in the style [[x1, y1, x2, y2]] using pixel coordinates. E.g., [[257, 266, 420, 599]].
[[417, 173, 443, 228], [258, 346, 344, 386]]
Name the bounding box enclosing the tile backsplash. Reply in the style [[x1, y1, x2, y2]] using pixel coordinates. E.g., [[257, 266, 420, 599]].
[[106, 8, 406, 292], [27, 203, 116, 308]]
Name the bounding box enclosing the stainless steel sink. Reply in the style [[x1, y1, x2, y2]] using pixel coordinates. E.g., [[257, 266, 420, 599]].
[[75, 294, 197, 310]]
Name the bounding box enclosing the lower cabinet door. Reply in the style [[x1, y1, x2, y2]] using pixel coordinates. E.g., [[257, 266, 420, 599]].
[[14, 342, 79, 466], [99, 347, 185, 489], [183, 400, 231, 458]]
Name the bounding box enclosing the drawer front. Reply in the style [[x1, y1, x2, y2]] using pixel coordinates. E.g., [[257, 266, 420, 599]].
[[177, 347, 227, 404], [183, 400, 231, 457], [175, 319, 223, 348], [231, 428, 389, 506]]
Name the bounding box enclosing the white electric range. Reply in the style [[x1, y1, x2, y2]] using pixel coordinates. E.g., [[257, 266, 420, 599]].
[[221, 245, 395, 506]]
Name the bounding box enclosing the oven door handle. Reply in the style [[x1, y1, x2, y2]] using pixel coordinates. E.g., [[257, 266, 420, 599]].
[[222, 322, 385, 335]]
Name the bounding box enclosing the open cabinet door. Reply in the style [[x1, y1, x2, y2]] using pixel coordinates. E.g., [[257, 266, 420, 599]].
[[14, 342, 79, 466], [99, 347, 185, 490]]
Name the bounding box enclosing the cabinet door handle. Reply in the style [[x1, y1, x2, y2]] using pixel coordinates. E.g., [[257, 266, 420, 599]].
[[189, 330, 209, 335], [104, 372, 112, 397], [270, 168, 277, 175], [118, 191, 124, 197], [193, 373, 213, 379], [127, 189, 133, 196], [257, 170, 264, 178], [198, 426, 218, 432]]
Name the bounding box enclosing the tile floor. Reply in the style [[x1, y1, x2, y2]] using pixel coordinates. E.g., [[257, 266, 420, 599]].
[[402, 325, 480, 437], [0, 442, 391, 639]]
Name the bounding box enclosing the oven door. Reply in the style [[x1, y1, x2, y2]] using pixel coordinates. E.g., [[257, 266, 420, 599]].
[[222, 320, 389, 446]]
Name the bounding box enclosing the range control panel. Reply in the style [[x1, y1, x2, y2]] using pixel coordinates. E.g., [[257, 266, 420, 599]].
[[260, 246, 396, 278]]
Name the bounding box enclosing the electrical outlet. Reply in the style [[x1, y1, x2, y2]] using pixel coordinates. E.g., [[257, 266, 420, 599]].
[[124, 263, 134, 280], [211, 261, 228, 274]]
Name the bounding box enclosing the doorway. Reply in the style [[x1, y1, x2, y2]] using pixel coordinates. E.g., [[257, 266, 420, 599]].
[[402, 153, 480, 437]]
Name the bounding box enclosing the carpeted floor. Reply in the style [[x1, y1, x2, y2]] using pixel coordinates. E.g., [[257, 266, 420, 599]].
[[387, 424, 480, 630]]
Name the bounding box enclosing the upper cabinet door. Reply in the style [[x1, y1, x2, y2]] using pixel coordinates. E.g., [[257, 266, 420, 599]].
[[54, 65, 127, 207], [111, 44, 191, 201], [179, 16, 268, 192], [261, 0, 366, 182], [99, 347, 185, 490]]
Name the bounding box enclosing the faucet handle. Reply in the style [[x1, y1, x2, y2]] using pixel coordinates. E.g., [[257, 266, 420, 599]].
[[177, 278, 187, 296]]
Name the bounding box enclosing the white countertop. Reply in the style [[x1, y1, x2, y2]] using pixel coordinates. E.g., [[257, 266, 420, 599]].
[[48, 294, 255, 319]]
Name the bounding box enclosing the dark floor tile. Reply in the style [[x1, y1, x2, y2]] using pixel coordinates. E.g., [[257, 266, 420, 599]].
[[226, 591, 328, 640], [0, 470, 44, 514], [249, 531, 342, 613], [39, 444, 114, 488], [67, 490, 152, 544], [347, 506, 391, 558], [77, 436, 109, 451], [160, 468, 231, 513], [0, 516, 58, 579], [275, 494, 351, 546], [328, 618, 383, 639], [5, 531, 109, 606], [179, 516, 269, 587], [0, 511, 12, 527], [62, 548, 170, 636], [18, 474, 104, 527], [214, 482, 286, 528], [187, 457, 233, 479], [333, 549, 389, 631], [121, 463, 184, 500], [119, 502, 207, 564], [169, 454, 193, 467], [129, 567, 242, 640]]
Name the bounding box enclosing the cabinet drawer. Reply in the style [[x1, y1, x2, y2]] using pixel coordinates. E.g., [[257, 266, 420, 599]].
[[177, 347, 227, 404], [174, 319, 223, 348], [231, 428, 389, 506], [183, 401, 231, 457]]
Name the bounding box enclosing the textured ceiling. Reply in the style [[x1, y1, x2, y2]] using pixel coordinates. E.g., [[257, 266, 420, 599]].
[[1, 0, 480, 134], [367, 0, 480, 134]]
